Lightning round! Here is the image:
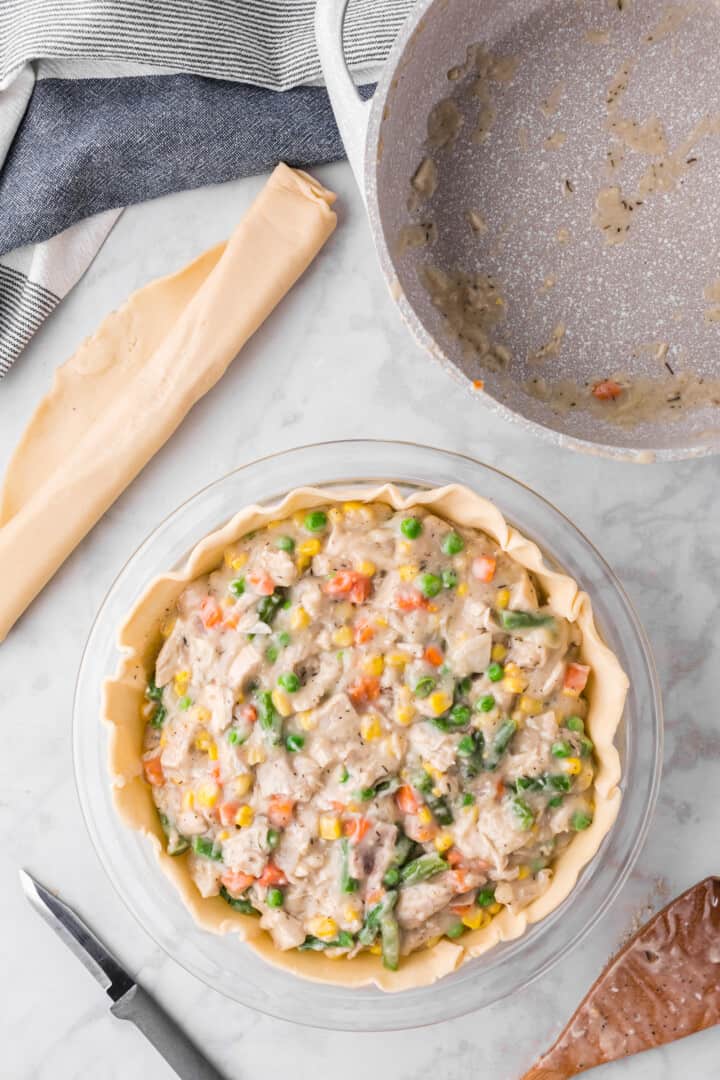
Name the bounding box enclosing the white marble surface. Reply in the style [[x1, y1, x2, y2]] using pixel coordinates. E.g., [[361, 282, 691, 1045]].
[[1, 160, 719, 1079]]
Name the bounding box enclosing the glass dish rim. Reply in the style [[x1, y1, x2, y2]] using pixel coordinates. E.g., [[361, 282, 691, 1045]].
[[72, 438, 663, 1031]]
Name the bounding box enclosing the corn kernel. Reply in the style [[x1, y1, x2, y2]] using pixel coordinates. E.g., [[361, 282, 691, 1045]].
[[235, 691, 245, 705], [298, 710, 317, 732], [342, 501, 364, 513], [332, 626, 354, 648], [424, 936, 442, 950], [194, 706, 211, 724], [496, 588, 510, 609], [517, 864, 530, 880], [173, 670, 190, 696], [456, 582, 468, 597], [298, 538, 321, 558], [328, 507, 343, 525], [272, 688, 293, 718], [561, 756, 582, 776], [266, 519, 283, 530], [428, 691, 452, 716], [387, 651, 410, 668], [308, 916, 339, 939], [369, 942, 382, 955], [488, 901, 502, 915], [361, 714, 383, 741], [231, 553, 248, 571], [196, 782, 219, 809], [194, 729, 212, 753], [318, 814, 342, 840], [462, 909, 490, 931], [233, 774, 253, 798], [395, 705, 415, 727], [398, 563, 419, 582], [374, 614, 388, 628], [417, 806, 433, 825], [217, 830, 230, 842], [343, 903, 362, 924], [161, 617, 176, 638], [362, 654, 385, 677], [235, 805, 254, 827], [182, 790, 195, 811], [503, 675, 527, 695], [222, 595, 236, 607], [296, 555, 311, 572], [432, 786, 442, 797], [434, 832, 454, 853], [505, 662, 521, 677], [290, 606, 310, 630], [292, 511, 307, 527], [519, 695, 543, 716], [356, 559, 377, 577], [397, 540, 413, 557], [491, 643, 508, 662], [422, 760, 443, 780], [246, 744, 266, 766], [511, 709, 525, 728]]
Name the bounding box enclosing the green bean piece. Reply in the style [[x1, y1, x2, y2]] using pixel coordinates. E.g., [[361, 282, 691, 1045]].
[[220, 886, 259, 915], [256, 690, 283, 746], [399, 853, 447, 887], [456, 677, 472, 698], [461, 792, 476, 807], [229, 577, 246, 597], [191, 835, 223, 861], [386, 833, 414, 876], [551, 739, 572, 758], [285, 733, 304, 753], [299, 931, 355, 951], [277, 631, 291, 648], [400, 516, 422, 539], [441, 531, 465, 556], [548, 795, 564, 808], [266, 887, 284, 908], [497, 610, 556, 631], [257, 588, 287, 626], [457, 730, 485, 781], [426, 790, 454, 826], [340, 838, 359, 894], [275, 535, 295, 552], [487, 662, 504, 683], [446, 920, 465, 939], [442, 569, 458, 590], [304, 510, 328, 533], [380, 909, 400, 971], [417, 573, 443, 599], [571, 810, 593, 831], [476, 885, 496, 908], [508, 795, 534, 831], [484, 718, 517, 769], [546, 774, 571, 793], [158, 814, 189, 856], [146, 679, 163, 703], [358, 890, 397, 946], [414, 676, 436, 698], [579, 735, 594, 757], [150, 704, 166, 729], [431, 703, 470, 732], [515, 776, 544, 792]]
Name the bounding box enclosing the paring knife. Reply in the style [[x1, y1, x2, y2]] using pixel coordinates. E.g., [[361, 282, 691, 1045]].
[[20, 870, 226, 1080]]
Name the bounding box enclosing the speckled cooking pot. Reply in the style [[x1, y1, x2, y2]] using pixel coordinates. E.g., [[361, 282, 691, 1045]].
[[316, 0, 720, 462]]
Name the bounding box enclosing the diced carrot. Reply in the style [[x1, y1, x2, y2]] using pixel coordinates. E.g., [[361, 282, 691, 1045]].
[[415, 824, 438, 843], [238, 704, 258, 725], [223, 614, 239, 631], [446, 848, 464, 867], [563, 662, 590, 696], [472, 555, 496, 583], [325, 571, 372, 604], [424, 644, 444, 667], [349, 575, 372, 604], [330, 800, 348, 814], [451, 868, 469, 892], [200, 597, 223, 628], [494, 776, 505, 800], [218, 801, 240, 827], [267, 795, 295, 828], [354, 620, 375, 645], [257, 862, 287, 887], [247, 571, 275, 596], [211, 765, 222, 783], [366, 888, 384, 907], [347, 674, 380, 704], [396, 588, 429, 612], [344, 817, 371, 844], [220, 869, 254, 896], [143, 754, 164, 786], [395, 785, 421, 816], [592, 379, 623, 401], [450, 902, 474, 916]]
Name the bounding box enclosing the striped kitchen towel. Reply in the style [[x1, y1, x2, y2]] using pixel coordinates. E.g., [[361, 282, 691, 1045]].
[[0, 0, 415, 376]]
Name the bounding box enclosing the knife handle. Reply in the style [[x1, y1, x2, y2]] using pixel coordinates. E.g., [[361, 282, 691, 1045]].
[[111, 984, 226, 1080]]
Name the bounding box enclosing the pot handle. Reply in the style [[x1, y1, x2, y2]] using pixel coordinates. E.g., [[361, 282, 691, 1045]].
[[315, 0, 372, 192]]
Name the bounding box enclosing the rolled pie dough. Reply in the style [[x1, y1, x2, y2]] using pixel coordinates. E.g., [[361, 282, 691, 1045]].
[[0, 165, 337, 643], [105, 482, 627, 991]]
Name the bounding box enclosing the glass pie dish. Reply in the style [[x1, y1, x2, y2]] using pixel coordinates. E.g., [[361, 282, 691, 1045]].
[[73, 440, 663, 1030]]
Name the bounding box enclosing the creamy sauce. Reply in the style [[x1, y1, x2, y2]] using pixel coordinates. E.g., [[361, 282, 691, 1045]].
[[529, 323, 566, 364], [543, 131, 568, 150], [644, 3, 696, 46], [540, 81, 565, 118], [422, 264, 510, 370], [704, 278, 720, 321], [467, 209, 488, 234], [397, 223, 437, 256], [556, 227, 571, 243], [427, 98, 464, 149], [584, 29, 611, 45]]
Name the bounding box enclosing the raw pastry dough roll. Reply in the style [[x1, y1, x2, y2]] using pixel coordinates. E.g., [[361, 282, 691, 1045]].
[[0, 165, 337, 643]]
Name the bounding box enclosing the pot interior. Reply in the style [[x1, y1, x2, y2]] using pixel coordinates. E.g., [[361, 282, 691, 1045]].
[[372, 0, 720, 457]]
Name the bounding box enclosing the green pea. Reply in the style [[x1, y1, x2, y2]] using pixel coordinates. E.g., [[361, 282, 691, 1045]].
[[266, 887, 284, 908], [442, 569, 458, 589], [275, 535, 295, 552], [461, 792, 476, 806], [383, 867, 400, 887], [414, 676, 436, 698], [400, 516, 422, 539], [476, 886, 496, 908], [487, 662, 504, 683], [457, 735, 475, 756], [229, 577, 246, 597], [551, 740, 572, 758], [446, 920, 465, 939], [191, 836, 222, 861], [277, 631, 291, 647], [566, 715, 585, 733], [304, 510, 328, 533], [177, 695, 192, 711], [285, 733, 305, 753], [448, 704, 471, 728], [278, 672, 300, 693], [441, 531, 465, 555], [548, 795, 564, 808], [265, 645, 279, 663], [571, 810, 593, 831], [339, 765, 349, 783], [282, 598, 292, 610], [417, 573, 442, 598], [547, 774, 571, 793], [579, 735, 594, 757], [477, 694, 495, 712], [267, 828, 280, 849], [227, 729, 243, 746]]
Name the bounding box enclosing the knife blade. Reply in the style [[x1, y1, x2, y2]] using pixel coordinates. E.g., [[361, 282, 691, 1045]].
[[20, 870, 226, 1080]]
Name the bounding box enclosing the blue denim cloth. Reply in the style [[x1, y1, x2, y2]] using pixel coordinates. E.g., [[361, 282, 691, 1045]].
[[0, 75, 373, 257]]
